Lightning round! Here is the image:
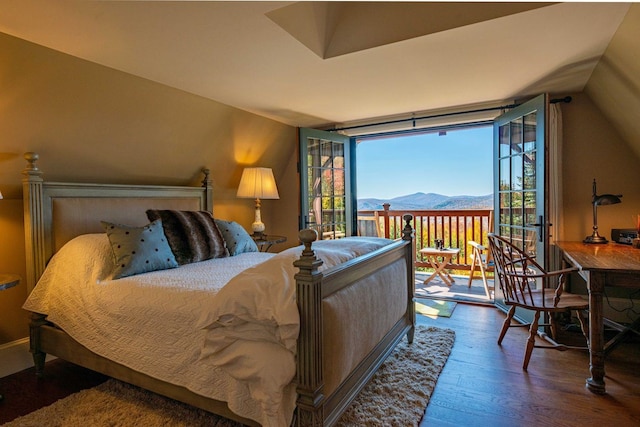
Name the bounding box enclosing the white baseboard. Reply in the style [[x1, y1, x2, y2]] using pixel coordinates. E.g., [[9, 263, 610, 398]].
[[0, 338, 56, 378], [0, 337, 32, 377]]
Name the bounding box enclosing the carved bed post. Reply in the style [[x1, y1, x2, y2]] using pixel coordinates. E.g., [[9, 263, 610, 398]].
[[201, 168, 213, 213], [403, 214, 416, 343], [22, 152, 49, 374], [294, 229, 325, 427], [22, 152, 45, 295]]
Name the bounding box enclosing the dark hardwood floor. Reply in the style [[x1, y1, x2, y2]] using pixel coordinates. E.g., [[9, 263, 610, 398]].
[[418, 303, 640, 427], [1, 303, 638, 426], [0, 357, 108, 424]]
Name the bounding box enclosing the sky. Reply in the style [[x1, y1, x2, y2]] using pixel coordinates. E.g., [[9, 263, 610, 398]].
[[356, 125, 493, 199]]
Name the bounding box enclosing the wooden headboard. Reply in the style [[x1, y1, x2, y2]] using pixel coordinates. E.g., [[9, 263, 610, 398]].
[[22, 152, 212, 294]]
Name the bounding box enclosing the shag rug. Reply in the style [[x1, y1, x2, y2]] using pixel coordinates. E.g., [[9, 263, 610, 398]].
[[3, 325, 455, 427]]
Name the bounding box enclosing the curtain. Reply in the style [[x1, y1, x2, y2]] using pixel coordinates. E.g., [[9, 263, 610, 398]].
[[548, 102, 563, 270]]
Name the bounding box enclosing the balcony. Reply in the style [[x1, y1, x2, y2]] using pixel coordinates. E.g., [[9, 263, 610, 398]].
[[358, 205, 495, 303]]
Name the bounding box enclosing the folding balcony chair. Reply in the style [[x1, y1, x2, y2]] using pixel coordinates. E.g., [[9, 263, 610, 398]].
[[467, 240, 494, 298], [357, 212, 383, 237], [487, 233, 590, 370]]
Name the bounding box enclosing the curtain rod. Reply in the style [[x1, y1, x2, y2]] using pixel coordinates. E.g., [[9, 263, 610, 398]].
[[327, 96, 572, 133], [550, 95, 573, 104]]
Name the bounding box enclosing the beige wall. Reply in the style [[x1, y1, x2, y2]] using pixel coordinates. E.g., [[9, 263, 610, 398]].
[[561, 92, 640, 242], [585, 4, 640, 161], [0, 32, 298, 344], [574, 4, 640, 241], [561, 91, 640, 319]]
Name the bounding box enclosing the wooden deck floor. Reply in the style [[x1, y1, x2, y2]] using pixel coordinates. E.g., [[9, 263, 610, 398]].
[[418, 303, 640, 426], [415, 272, 494, 304]]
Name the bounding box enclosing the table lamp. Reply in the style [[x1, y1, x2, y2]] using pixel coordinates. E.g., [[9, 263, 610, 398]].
[[584, 179, 622, 244], [236, 167, 279, 238]]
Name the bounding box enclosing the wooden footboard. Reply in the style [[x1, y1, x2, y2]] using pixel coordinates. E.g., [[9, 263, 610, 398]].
[[294, 215, 415, 426]]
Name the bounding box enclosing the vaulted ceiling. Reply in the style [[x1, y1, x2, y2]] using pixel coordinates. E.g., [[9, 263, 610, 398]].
[[0, 1, 632, 129]]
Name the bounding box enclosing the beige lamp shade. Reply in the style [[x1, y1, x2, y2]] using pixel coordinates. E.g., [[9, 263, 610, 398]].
[[236, 167, 280, 200], [237, 167, 279, 236], [0, 190, 3, 199]]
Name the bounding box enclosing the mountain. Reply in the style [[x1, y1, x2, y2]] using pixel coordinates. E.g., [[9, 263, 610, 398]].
[[357, 192, 493, 211]]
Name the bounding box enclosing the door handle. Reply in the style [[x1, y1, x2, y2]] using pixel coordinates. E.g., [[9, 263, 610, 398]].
[[527, 216, 553, 242], [527, 215, 546, 242]]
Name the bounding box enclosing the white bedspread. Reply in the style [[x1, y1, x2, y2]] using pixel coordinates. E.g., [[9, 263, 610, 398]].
[[23, 233, 394, 426]]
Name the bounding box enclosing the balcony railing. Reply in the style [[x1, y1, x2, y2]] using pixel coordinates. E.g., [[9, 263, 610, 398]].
[[359, 204, 493, 272]]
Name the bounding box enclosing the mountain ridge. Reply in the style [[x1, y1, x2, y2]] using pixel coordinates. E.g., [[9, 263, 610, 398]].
[[358, 192, 493, 210]]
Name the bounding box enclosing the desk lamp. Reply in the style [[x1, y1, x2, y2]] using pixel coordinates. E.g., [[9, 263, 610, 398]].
[[584, 179, 622, 244], [236, 167, 279, 238]]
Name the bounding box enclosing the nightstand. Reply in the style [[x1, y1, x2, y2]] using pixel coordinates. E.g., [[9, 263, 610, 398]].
[[0, 274, 19, 291], [0, 273, 20, 401], [252, 235, 287, 252]]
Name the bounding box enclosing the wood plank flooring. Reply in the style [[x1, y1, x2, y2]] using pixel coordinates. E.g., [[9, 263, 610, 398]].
[[418, 302, 640, 426], [0, 357, 108, 424], [1, 303, 638, 426]]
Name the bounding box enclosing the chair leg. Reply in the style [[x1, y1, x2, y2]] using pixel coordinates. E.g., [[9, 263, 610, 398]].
[[498, 305, 516, 345], [549, 312, 558, 341], [467, 252, 477, 287], [523, 310, 541, 371], [576, 309, 590, 347], [478, 261, 491, 298]]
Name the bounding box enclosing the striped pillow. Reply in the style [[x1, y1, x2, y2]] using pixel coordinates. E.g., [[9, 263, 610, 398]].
[[146, 210, 228, 265]]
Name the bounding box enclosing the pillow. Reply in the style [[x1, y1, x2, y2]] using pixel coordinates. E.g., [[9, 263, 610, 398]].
[[214, 219, 259, 256], [145, 210, 228, 265], [101, 219, 178, 279]]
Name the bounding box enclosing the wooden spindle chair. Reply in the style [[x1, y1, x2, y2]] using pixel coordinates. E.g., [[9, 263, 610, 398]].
[[487, 233, 590, 370]]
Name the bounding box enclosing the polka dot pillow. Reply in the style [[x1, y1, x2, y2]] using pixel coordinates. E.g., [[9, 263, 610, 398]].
[[214, 219, 259, 256], [101, 219, 178, 279]]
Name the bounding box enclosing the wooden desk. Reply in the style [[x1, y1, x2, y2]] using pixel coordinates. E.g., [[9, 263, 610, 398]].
[[419, 247, 460, 286], [556, 241, 640, 394]]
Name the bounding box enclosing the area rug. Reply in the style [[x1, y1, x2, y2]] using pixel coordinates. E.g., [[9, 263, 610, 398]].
[[415, 299, 457, 318], [2, 325, 455, 427]]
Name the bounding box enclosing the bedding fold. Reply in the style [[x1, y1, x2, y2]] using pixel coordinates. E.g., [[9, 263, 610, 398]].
[[197, 237, 394, 422]]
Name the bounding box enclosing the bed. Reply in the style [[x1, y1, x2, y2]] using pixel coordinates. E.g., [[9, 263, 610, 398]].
[[21, 152, 416, 426]]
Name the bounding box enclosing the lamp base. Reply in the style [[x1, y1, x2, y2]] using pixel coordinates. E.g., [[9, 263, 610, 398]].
[[251, 222, 265, 235], [584, 234, 609, 244], [251, 199, 266, 237]]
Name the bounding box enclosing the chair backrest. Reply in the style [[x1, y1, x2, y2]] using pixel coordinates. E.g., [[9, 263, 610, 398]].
[[468, 240, 487, 255], [357, 212, 383, 237], [487, 233, 551, 308], [468, 240, 493, 267]]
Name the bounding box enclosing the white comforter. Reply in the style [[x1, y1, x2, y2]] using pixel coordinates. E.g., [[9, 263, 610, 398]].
[[23, 233, 393, 426]]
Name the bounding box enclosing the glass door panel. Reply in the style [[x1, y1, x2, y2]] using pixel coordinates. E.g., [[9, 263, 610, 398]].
[[300, 128, 352, 240], [493, 94, 548, 321]]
